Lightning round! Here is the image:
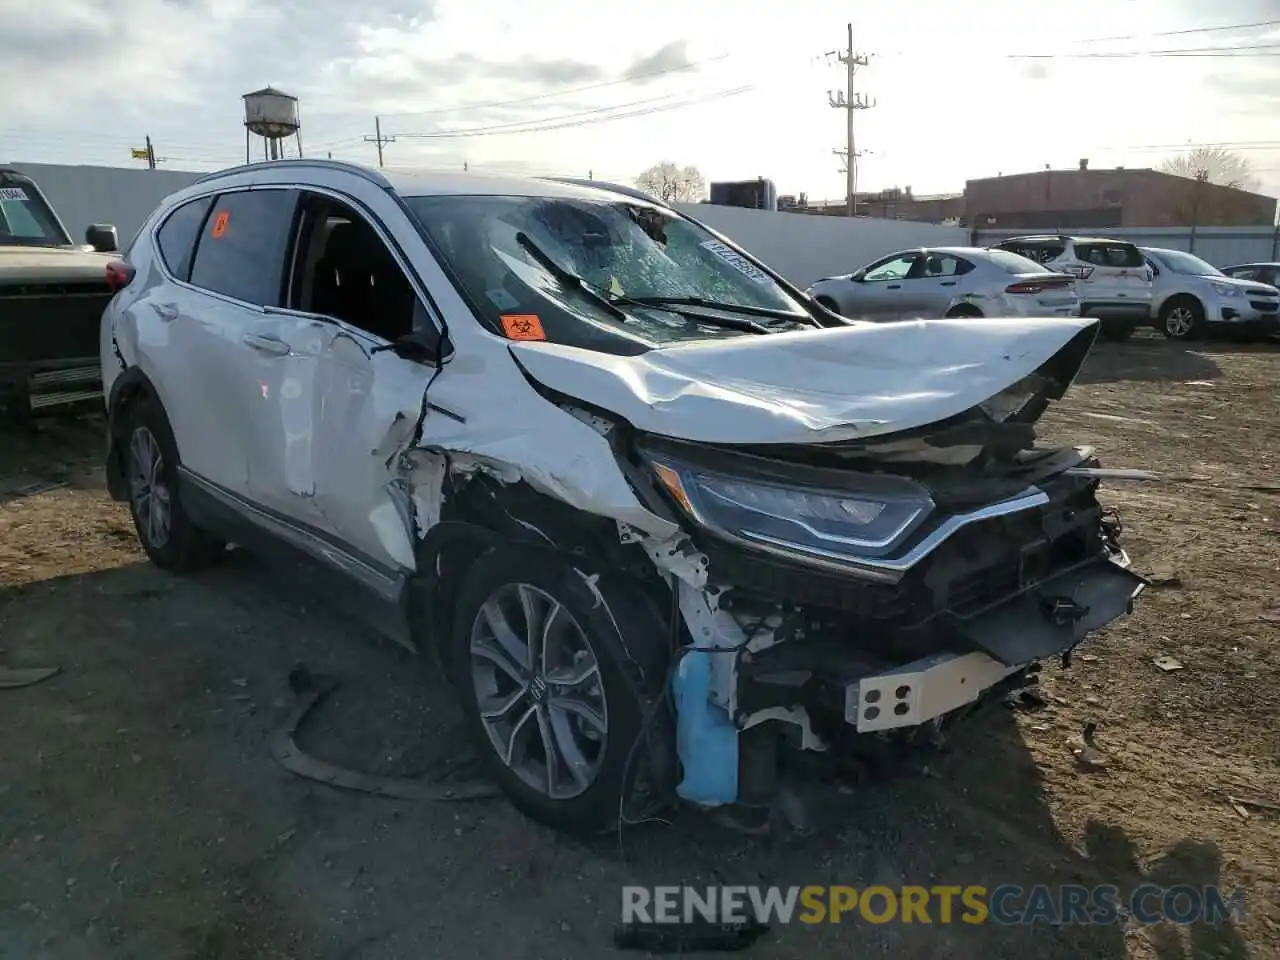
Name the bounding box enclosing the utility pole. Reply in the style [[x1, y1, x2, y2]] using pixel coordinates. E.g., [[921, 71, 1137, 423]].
[[145, 135, 156, 171], [827, 23, 874, 217], [1189, 169, 1209, 254], [364, 116, 396, 168]]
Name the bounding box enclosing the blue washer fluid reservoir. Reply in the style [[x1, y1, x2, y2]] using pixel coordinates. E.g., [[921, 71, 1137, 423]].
[[672, 649, 739, 806]]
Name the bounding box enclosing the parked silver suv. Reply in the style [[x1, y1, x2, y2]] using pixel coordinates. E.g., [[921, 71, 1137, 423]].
[[990, 235, 1153, 341], [1142, 247, 1280, 341], [99, 159, 1144, 834]]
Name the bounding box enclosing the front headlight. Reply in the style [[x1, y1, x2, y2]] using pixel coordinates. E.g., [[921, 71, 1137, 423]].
[[1211, 282, 1242, 298], [647, 456, 934, 560]]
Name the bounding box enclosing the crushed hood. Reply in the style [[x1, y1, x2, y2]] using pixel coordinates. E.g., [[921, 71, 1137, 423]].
[[510, 316, 1098, 445], [0, 246, 114, 284]]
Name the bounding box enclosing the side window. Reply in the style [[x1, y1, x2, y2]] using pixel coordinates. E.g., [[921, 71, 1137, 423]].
[[863, 254, 917, 282], [1075, 243, 1144, 268], [155, 196, 212, 281], [1227, 267, 1255, 281], [997, 242, 1062, 265], [189, 189, 297, 306], [909, 254, 964, 279], [287, 193, 420, 344], [1256, 267, 1279, 286]]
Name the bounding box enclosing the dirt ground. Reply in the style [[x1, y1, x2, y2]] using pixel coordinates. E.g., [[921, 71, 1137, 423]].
[[1, 333, 1277, 960]]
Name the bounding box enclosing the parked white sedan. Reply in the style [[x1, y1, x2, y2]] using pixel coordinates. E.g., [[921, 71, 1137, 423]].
[[806, 247, 1080, 322]]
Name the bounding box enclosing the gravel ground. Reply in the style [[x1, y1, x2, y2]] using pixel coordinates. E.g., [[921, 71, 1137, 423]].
[[0, 333, 1277, 959]]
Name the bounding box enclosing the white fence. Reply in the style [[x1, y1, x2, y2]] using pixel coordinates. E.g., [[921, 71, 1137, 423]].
[[5, 161, 969, 287], [674, 203, 967, 287], [22, 160, 1266, 282], [972, 226, 1280, 268]]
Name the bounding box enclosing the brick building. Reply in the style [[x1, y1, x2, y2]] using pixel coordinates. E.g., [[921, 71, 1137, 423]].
[[964, 161, 1277, 230]]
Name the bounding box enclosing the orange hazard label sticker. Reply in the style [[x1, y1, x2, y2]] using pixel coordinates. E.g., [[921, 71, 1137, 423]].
[[211, 211, 229, 239], [500, 314, 546, 341]]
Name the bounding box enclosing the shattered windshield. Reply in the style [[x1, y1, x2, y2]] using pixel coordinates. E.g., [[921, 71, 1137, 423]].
[[0, 178, 69, 246], [404, 193, 814, 355]]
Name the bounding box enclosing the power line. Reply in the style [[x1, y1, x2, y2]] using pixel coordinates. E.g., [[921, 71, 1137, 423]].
[[377, 52, 733, 120], [827, 23, 875, 217], [1062, 17, 1280, 44], [391, 86, 756, 140], [1007, 42, 1280, 59], [1116, 139, 1280, 151], [396, 91, 681, 139]]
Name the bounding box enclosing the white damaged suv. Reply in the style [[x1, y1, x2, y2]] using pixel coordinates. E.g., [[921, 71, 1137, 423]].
[[100, 160, 1145, 832]]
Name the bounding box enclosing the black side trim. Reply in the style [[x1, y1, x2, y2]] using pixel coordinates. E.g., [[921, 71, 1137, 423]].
[[179, 469, 402, 583], [179, 474, 415, 650]]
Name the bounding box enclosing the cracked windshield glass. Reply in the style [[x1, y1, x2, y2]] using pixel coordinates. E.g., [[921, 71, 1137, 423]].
[[407, 194, 812, 353]]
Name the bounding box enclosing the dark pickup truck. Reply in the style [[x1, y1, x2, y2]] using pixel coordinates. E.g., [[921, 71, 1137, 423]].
[[1, 166, 120, 418]]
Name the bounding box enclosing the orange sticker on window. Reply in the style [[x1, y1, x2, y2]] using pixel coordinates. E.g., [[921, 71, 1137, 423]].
[[500, 314, 546, 341], [211, 211, 229, 239]]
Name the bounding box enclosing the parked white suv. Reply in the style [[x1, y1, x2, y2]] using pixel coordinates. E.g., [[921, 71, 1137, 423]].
[[990, 235, 1152, 341], [100, 160, 1143, 833], [1142, 247, 1280, 341]]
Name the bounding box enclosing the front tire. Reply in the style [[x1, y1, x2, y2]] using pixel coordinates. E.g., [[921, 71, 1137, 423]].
[[945, 304, 983, 318], [450, 547, 655, 834], [1160, 297, 1206, 341], [121, 396, 225, 571]]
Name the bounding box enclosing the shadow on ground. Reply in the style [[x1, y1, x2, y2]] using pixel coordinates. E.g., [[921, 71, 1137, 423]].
[[0, 550, 1247, 959], [1076, 339, 1223, 385]]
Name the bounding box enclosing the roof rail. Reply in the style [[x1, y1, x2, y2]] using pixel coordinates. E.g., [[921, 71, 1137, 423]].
[[192, 158, 392, 190], [996, 233, 1069, 242], [542, 177, 670, 208]]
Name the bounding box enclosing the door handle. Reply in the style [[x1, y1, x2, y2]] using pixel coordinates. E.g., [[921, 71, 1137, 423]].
[[152, 302, 179, 322], [941, 281, 957, 287], [242, 333, 290, 356], [887, 284, 902, 290]]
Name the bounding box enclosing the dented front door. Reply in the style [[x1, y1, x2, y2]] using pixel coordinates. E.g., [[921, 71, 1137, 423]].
[[299, 326, 447, 575], [238, 311, 327, 524]]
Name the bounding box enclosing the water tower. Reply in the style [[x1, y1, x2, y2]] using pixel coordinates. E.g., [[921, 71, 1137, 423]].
[[243, 86, 303, 163]]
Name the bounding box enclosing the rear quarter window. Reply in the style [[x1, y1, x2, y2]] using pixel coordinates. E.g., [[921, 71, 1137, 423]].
[[1073, 242, 1144, 269], [155, 196, 213, 281], [996, 241, 1065, 265], [188, 189, 297, 306]]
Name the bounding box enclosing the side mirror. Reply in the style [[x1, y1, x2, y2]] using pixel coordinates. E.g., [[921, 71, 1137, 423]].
[[851, 269, 866, 282], [375, 330, 452, 365], [86, 224, 119, 254]]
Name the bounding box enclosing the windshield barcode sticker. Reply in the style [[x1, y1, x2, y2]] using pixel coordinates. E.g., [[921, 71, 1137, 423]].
[[0, 187, 28, 201], [699, 240, 773, 284]]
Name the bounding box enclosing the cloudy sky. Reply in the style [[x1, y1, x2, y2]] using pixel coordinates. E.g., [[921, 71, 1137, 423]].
[[3, 0, 1280, 201]]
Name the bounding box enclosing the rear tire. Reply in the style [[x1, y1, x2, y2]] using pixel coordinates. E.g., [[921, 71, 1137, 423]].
[[1099, 319, 1135, 341], [1159, 297, 1206, 341], [121, 396, 225, 572]]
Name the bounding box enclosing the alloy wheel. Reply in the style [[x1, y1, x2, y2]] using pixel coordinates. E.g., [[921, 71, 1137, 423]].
[[468, 583, 608, 800], [1165, 306, 1195, 338], [128, 425, 171, 548]]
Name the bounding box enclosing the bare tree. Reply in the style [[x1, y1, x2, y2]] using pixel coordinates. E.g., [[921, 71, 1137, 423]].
[[1160, 147, 1264, 226], [1160, 146, 1260, 192], [636, 162, 707, 203]]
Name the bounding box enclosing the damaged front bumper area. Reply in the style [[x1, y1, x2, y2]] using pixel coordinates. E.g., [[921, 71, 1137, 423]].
[[636, 435, 1145, 803]]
